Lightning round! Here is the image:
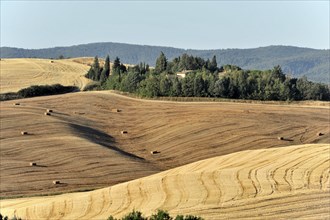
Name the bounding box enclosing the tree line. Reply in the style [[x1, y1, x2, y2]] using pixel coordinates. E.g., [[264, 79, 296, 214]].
[[85, 52, 330, 101]]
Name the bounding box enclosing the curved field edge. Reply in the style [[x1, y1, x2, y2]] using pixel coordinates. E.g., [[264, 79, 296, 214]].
[[1, 144, 329, 219]]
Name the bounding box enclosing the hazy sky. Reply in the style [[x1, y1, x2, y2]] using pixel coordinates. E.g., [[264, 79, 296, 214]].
[[1, 1, 329, 49]]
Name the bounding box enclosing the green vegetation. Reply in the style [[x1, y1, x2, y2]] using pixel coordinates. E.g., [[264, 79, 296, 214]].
[[1, 43, 328, 82], [0, 213, 22, 220], [98, 53, 329, 101], [107, 210, 203, 220], [0, 84, 78, 101]]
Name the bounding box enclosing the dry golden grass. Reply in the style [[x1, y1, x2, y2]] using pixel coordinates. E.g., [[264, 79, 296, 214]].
[[1, 144, 329, 219], [0, 91, 329, 199], [0, 58, 92, 93]]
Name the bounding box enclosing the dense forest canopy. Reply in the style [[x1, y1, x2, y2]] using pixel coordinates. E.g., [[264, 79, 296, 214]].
[[1, 43, 329, 82], [85, 53, 330, 101]]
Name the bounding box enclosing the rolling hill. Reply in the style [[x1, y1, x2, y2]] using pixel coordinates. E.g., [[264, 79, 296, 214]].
[[1, 143, 329, 219], [1, 43, 329, 82], [0, 91, 329, 199], [0, 58, 92, 93]]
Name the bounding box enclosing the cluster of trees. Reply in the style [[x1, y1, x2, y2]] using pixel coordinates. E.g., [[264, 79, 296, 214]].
[[88, 53, 330, 101], [107, 210, 203, 220], [85, 55, 111, 83], [155, 52, 219, 73], [86, 55, 129, 84]]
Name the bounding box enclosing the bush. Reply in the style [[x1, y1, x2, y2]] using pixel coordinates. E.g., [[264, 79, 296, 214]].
[[17, 84, 78, 98], [0, 84, 79, 101], [122, 210, 147, 220], [174, 215, 203, 220], [150, 210, 172, 220], [107, 210, 203, 220], [0, 213, 21, 220]]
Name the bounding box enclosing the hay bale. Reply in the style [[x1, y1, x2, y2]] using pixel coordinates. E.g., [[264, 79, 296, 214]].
[[112, 109, 120, 112], [46, 109, 53, 113], [30, 162, 37, 166], [121, 131, 128, 134], [317, 132, 324, 136], [150, 151, 160, 155], [44, 112, 51, 116], [277, 137, 284, 140], [13, 103, 20, 106], [21, 131, 28, 135], [53, 180, 60, 184]]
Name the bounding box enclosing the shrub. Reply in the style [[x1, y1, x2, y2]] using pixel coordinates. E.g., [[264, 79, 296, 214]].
[[122, 210, 147, 220], [17, 84, 78, 98], [150, 210, 172, 220], [107, 210, 203, 220]]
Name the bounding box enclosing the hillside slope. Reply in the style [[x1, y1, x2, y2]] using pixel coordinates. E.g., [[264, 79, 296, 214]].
[[1, 144, 329, 219], [1, 43, 329, 82], [0, 58, 91, 93], [0, 91, 329, 198]]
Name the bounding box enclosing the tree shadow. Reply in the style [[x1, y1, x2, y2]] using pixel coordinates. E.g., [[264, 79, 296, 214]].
[[68, 123, 145, 161]]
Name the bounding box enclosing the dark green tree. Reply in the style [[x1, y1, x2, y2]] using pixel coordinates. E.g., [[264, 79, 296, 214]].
[[93, 56, 101, 81], [121, 71, 141, 93], [113, 57, 121, 74], [182, 75, 194, 97], [100, 55, 110, 83], [193, 74, 205, 97], [208, 55, 218, 72], [85, 56, 101, 81], [171, 77, 182, 96], [122, 210, 146, 220], [155, 52, 167, 73], [150, 210, 172, 220], [271, 65, 286, 82], [159, 75, 172, 96]]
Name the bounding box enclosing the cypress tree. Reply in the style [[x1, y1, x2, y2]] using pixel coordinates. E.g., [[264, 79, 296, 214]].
[[155, 52, 167, 73], [100, 55, 110, 83]]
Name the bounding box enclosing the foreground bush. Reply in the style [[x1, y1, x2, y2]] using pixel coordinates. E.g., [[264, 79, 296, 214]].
[[107, 210, 203, 220]]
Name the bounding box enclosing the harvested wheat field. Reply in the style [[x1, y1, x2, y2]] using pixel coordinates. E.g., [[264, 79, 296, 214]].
[[0, 91, 329, 199], [0, 58, 92, 93], [1, 143, 329, 219]]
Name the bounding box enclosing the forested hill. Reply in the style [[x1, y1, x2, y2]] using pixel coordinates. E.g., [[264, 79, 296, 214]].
[[1, 43, 329, 82]]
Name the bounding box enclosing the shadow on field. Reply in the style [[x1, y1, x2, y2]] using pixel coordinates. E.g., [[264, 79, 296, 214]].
[[68, 123, 145, 161]]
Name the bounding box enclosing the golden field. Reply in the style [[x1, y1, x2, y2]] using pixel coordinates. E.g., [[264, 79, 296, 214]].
[[0, 58, 91, 93], [0, 59, 329, 219]]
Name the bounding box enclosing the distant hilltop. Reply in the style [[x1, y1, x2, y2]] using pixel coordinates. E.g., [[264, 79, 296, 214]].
[[1, 42, 329, 82]]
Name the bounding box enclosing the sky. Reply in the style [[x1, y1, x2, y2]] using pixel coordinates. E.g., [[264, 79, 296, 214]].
[[0, 1, 329, 50]]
